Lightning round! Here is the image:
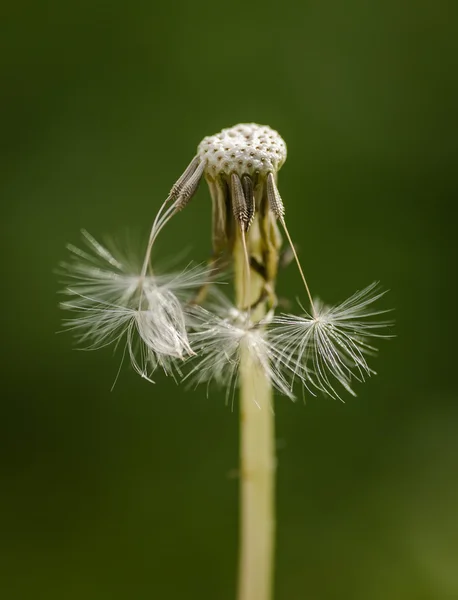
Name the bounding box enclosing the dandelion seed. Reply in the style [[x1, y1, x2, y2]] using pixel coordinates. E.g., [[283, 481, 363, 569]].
[[59, 230, 211, 380], [271, 282, 394, 399]]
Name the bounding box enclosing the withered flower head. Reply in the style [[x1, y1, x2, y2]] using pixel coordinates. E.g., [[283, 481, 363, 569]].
[[60, 123, 392, 398]]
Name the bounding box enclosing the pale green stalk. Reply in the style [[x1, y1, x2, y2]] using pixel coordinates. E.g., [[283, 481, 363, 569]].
[[234, 235, 276, 600]]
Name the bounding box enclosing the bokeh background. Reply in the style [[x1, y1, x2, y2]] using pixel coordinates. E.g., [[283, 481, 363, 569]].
[[2, 1, 457, 598]]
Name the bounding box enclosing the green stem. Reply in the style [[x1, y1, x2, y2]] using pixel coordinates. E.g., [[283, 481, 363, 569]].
[[234, 234, 276, 600]]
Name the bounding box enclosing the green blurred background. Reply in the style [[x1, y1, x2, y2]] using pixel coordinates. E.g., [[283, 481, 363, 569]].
[[2, 1, 457, 598]]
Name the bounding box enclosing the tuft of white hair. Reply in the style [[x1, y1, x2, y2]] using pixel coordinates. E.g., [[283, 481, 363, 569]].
[[59, 230, 211, 382], [185, 294, 312, 404], [270, 282, 394, 400]]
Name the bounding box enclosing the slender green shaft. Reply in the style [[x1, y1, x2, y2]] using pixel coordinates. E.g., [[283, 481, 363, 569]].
[[234, 235, 276, 600]]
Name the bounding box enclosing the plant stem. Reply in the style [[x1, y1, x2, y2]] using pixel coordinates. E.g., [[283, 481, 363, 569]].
[[234, 233, 276, 600]]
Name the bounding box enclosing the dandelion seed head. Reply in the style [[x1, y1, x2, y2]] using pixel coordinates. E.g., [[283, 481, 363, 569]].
[[59, 125, 394, 401], [198, 123, 287, 178]]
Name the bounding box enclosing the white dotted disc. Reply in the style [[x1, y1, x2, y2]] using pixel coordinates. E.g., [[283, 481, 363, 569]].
[[198, 123, 287, 178]]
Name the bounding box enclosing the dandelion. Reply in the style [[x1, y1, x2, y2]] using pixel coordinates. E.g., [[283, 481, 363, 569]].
[[59, 123, 393, 600]]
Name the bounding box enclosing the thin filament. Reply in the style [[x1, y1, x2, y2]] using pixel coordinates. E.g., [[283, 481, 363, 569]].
[[279, 217, 316, 317], [240, 228, 251, 313], [139, 197, 181, 281]]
